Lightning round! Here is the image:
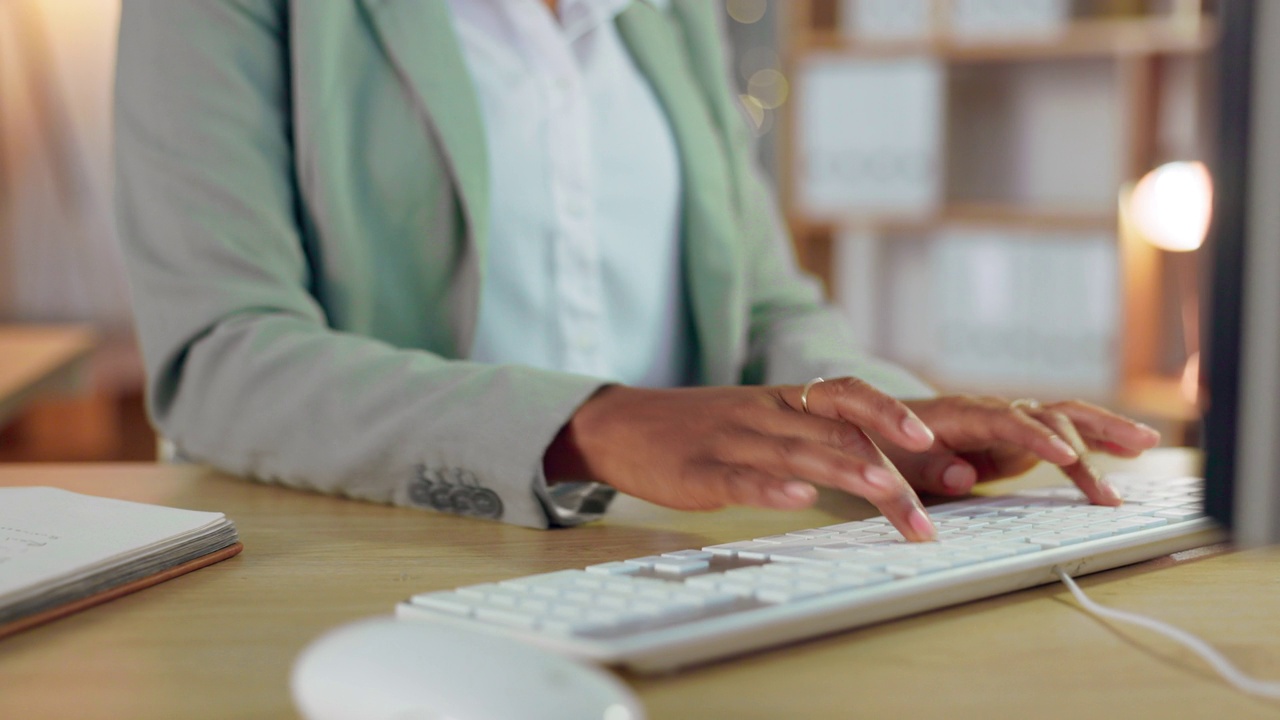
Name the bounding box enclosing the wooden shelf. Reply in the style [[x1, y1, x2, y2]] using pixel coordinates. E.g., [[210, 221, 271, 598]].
[[797, 17, 1217, 63], [793, 202, 1117, 236]]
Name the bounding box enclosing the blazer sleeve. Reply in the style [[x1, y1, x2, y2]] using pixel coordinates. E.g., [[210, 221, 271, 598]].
[[114, 0, 607, 528]]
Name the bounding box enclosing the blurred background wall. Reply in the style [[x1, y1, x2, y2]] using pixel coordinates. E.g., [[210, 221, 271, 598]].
[[1, 0, 127, 327], [0, 0, 1212, 462], [0, 1, 152, 461]]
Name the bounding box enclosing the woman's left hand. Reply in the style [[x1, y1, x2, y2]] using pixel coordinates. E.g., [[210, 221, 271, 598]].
[[876, 396, 1162, 506]]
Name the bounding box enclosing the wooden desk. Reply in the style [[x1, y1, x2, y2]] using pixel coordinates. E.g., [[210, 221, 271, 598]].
[[0, 324, 96, 427], [0, 450, 1276, 719]]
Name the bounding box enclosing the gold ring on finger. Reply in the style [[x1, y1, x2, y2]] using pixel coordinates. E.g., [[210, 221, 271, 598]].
[[801, 377, 825, 414]]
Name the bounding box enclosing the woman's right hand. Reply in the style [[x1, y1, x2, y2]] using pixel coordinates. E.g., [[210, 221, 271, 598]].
[[543, 379, 940, 542]]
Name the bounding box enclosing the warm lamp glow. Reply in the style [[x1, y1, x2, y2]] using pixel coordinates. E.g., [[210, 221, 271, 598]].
[[1126, 161, 1214, 252], [1181, 350, 1200, 407]]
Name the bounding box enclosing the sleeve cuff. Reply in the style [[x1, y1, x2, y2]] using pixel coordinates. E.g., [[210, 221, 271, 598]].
[[532, 475, 617, 527]]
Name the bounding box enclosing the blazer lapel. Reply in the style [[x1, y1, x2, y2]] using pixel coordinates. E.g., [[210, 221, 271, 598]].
[[357, 0, 745, 377], [617, 2, 746, 385], [358, 0, 490, 275]]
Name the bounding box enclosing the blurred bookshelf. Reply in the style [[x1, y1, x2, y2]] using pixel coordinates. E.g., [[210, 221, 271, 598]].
[[748, 0, 1215, 438]]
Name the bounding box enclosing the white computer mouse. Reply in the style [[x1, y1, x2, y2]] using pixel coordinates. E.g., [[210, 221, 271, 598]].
[[290, 617, 646, 720]]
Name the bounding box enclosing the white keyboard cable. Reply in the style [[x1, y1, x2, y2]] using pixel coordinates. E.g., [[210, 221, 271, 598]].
[[1053, 567, 1280, 700]]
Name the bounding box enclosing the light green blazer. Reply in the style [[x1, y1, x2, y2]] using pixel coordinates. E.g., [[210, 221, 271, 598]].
[[115, 0, 931, 528]]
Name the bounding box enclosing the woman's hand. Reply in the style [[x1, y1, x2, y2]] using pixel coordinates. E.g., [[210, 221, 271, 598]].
[[873, 396, 1162, 505], [544, 378, 941, 541]]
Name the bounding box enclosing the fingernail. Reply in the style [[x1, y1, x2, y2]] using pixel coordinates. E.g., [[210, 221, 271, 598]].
[[1137, 423, 1161, 440], [901, 416, 935, 446], [942, 464, 972, 491], [1099, 479, 1123, 504], [765, 488, 790, 507], [863, 467, 898, 491], [908, 507, 937, 540], [1049, 436, 1080, 462], [783, 481, 815, 502]]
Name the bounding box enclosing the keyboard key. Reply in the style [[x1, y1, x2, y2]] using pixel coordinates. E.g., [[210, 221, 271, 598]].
[[757, 582, 831, 604], [1113, 516, 1170, 531], [586, 561, 642, 575], [475, 606, 540, 628], [518, 598, 551, 613], [703, 541, 766, 557], [484, 590, 524, 607], [622, 556, 667, 568], [410, 592, 475, 615], [653, 558, 710, 575], [661, 549, 714, 560], [561, 590, 595, 604], [595, 594, 630, 609], [936, 551, 987, 567]]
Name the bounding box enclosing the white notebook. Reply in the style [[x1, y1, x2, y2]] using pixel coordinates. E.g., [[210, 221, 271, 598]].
[[0, 486, 241, 637]]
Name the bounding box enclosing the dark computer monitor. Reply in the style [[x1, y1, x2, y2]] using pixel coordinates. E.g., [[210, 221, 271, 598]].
[[1202, 0, 1280, 547]]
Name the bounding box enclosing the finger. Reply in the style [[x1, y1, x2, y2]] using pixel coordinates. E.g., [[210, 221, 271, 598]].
[[674, 463, 817, 511], [718, 466, 819, 510], [1048, 400, 1161, 451], [1084, 438, 1145, 458], [764, 410, 973, 496], [754, 407, 883, 459], [787, 378, 935, 453], [725, 432, 937, 542], [1030, 409, 1122, 507], [1057, 459, 1123, 507], [1030, 409, 1089, 457], [908, 453, 978, 497], [953, 403, 1081, 467]]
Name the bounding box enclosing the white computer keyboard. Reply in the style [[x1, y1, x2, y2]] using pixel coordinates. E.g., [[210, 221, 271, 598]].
[[397, 475, 1223, 673]]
